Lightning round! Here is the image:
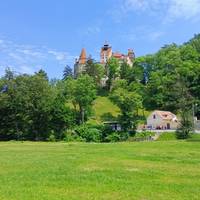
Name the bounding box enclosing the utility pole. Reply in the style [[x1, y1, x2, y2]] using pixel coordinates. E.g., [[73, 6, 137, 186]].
[[193, 103, 198, 133], [192, 103, 195, 133]]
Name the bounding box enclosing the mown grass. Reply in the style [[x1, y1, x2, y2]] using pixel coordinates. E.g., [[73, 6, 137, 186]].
[[157, 132, 177, 141], [187, 134, 200, 142], [157, 132, 200, 142], [0, 141, 200, 200]]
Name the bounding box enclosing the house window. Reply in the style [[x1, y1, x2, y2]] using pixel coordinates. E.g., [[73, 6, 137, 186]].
[[153, 114, 156, 119]]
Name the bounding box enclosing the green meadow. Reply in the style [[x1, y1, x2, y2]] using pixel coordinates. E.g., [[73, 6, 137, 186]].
[[0, 141, 200, 200]]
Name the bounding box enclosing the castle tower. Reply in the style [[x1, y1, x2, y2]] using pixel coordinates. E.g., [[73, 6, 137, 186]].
[[79, 48, 87, 64], [128, 49, 135, 60], [100, 43, 112, 64], [74, 48, 87, 78]]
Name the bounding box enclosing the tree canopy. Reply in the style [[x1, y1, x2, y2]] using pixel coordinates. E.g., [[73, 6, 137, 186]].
[[0, 34, 200, 141]]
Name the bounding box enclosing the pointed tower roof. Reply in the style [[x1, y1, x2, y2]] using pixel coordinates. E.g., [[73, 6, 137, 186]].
[[79, 48, 87, 64]]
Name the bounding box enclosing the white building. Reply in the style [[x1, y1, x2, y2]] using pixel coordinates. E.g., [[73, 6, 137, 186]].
[[147, 110, 179, 130]]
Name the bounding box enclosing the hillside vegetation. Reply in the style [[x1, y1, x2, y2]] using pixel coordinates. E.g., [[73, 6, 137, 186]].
[[1, 34, 200, 141], [89, 96, 150, 125], [89, 96, 120, 124]]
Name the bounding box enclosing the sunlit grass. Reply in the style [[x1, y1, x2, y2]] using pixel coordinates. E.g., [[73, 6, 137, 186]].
[[0, 141, 200, 200], [88, 96, 120, 124]]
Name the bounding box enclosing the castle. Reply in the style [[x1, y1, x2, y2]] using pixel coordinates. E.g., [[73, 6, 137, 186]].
[[74, 43, 135, 78]]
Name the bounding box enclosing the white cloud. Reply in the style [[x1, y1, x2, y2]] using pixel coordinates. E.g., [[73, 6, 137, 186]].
[[148, 31, 165, 41], [121, 33, 137, 41], [167, 0, 200, 21], [85, 26, 101, 35], [0, 38, 76, 76], [120, 26, 165, 42], [17, 49, 45, 58], [17, 65, 36, 74], [48, 50, 67, 61], [112, 0, 200, 22], [8, 53, 25, 62], [122, 0, 160, 12], [110, 0, 162, 22]]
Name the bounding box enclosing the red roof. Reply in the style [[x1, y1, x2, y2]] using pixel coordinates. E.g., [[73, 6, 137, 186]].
[[79, 48, 87, 64], [113, 52, 124, 59], [154, 110, 177, 121]]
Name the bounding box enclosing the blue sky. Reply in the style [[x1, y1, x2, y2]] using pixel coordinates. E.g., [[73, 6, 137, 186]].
[[0, 0, 200, 78]]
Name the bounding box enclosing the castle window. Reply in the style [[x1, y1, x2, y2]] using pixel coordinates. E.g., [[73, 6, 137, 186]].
[[153, 114, 156, 119]]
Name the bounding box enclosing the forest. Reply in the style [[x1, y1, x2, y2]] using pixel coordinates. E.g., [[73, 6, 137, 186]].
[[0, 34, 200, 141]]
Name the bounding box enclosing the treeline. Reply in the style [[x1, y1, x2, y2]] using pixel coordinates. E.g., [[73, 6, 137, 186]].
[[0, 34, 200, 141], [108, 34, 200, 138], [0, 69, 97, 141]]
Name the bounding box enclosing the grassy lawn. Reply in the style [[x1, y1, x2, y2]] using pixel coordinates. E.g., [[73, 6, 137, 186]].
[[89, 96, 150, 125], [89, 96, 120, 124], [0, 141, 200, 200]]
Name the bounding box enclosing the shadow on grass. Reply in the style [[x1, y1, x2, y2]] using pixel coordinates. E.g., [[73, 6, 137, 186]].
[[100, 113, 118, 122]]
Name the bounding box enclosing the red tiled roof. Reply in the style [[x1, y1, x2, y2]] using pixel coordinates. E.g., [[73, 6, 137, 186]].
[[113, 52, 124, 59], [79, 48, 87, 64], [154, 110, 177, 121]]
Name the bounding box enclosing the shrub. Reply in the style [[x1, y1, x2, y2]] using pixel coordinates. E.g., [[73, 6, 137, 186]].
[[119, 132, 129, 141], [176, 129, 192, 139], [63, 130, 75, 142], [64, 124, 130, 143], [48, 134, 56, 142], [101, 125, 114, 142], [134, 131, 154, 139], [74, 125, 102, 142], [105, 131, 129, 142], [86, 128, 102, 142], [105, 132, 121, 142], [176, 111, 193, 139], [63, 130, 86, 142]]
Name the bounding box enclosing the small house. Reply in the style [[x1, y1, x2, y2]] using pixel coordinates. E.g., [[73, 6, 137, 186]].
[[147, 110, 179, 130]]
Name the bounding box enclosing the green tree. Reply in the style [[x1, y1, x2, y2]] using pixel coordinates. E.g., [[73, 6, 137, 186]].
[[4, 67, 15, 80], [174, 78, 194, 139], [63, 65, 73, 80], [176, 110, 193, 139], [22, 74, 54, 140], [120, 61, 131, 80], [50, 95, 76, 139], [110, 88, 142, 132], [106, 57, 120, 91], [85, 59, 105, 86], [187, 34, 200, 53], [35, 69, 49, 81], [64, 75, 97, 124], [128, 57, 145, 84], [0, 73, 54, 140]]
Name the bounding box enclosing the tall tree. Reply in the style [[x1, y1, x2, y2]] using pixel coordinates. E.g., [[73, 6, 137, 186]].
[[64, 75, 97, 124], [110, 86, 142, 132], [0, 73, 54, 140], [63, 65, 73, 80], [119, 61, 131, 80], [85, 59, 105, 86], [4, 67, 14, 80], [35, 69, 48, 81], [106, 57, 120, 91], [174, 77, 194, 139]]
